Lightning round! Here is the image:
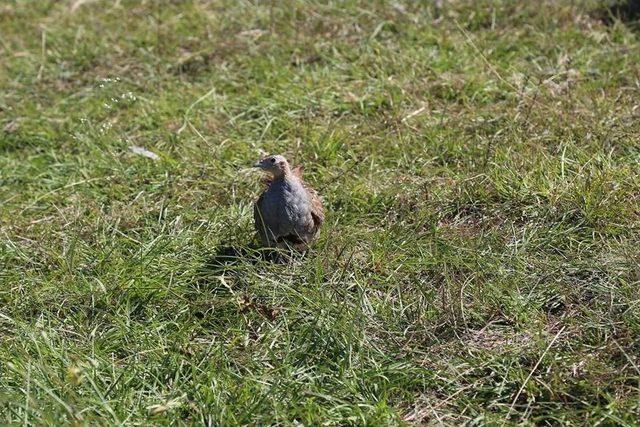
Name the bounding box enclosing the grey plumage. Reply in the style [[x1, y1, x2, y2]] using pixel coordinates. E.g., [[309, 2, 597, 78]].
[[253, 155, 323, 250]]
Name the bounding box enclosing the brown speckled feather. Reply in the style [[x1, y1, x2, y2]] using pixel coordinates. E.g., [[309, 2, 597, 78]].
[[302, 178, 324, 234]]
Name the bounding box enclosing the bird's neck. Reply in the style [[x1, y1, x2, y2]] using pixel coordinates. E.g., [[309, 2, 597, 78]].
[[271, 168, 292, 182]]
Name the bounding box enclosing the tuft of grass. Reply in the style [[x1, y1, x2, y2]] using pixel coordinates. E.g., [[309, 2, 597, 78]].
[[1, 0, 639, 425]]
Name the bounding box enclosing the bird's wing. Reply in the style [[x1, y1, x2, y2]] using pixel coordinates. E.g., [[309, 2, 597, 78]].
[[292, 165, 304, 178], [302, 181, 324, 231], [289, 163, 321, 227], [292, 166, 323, 231], [309, 191, 324, 230]]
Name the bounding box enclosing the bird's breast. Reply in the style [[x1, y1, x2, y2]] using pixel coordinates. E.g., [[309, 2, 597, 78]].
[[262, 180, 310, 223]]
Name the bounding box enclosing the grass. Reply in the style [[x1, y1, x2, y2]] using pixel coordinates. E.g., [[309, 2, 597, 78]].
[[1, 0, 639, 424]]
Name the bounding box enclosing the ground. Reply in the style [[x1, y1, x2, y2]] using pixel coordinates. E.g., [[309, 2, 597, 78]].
[[1, 0, 640, 425]]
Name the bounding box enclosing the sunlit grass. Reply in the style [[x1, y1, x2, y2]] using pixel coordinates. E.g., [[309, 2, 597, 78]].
[[1, 0, 639, 425]]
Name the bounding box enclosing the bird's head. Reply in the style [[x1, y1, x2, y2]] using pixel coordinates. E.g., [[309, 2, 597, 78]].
[[253, 154, 291, 178]]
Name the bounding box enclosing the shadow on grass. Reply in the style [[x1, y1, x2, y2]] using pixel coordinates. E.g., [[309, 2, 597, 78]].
[[193, 245, 263, 296], [190, 245, 286, 320], [194, 241, 313, 299], [200, 245, 266, 276], [596, 0, 640, 29], [196, 244, 299, 283]]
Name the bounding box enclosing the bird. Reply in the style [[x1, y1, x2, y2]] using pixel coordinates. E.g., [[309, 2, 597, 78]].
[[253, 154, 324, 251]]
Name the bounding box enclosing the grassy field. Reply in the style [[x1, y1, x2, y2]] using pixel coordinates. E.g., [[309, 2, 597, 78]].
[[1, 0, 640, 425]]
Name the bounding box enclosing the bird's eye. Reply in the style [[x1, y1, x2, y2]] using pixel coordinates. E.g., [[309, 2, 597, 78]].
[[270, 158, 276, 163]]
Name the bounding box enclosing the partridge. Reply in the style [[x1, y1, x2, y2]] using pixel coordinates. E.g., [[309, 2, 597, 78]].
[[253, 155, 324, 250]]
